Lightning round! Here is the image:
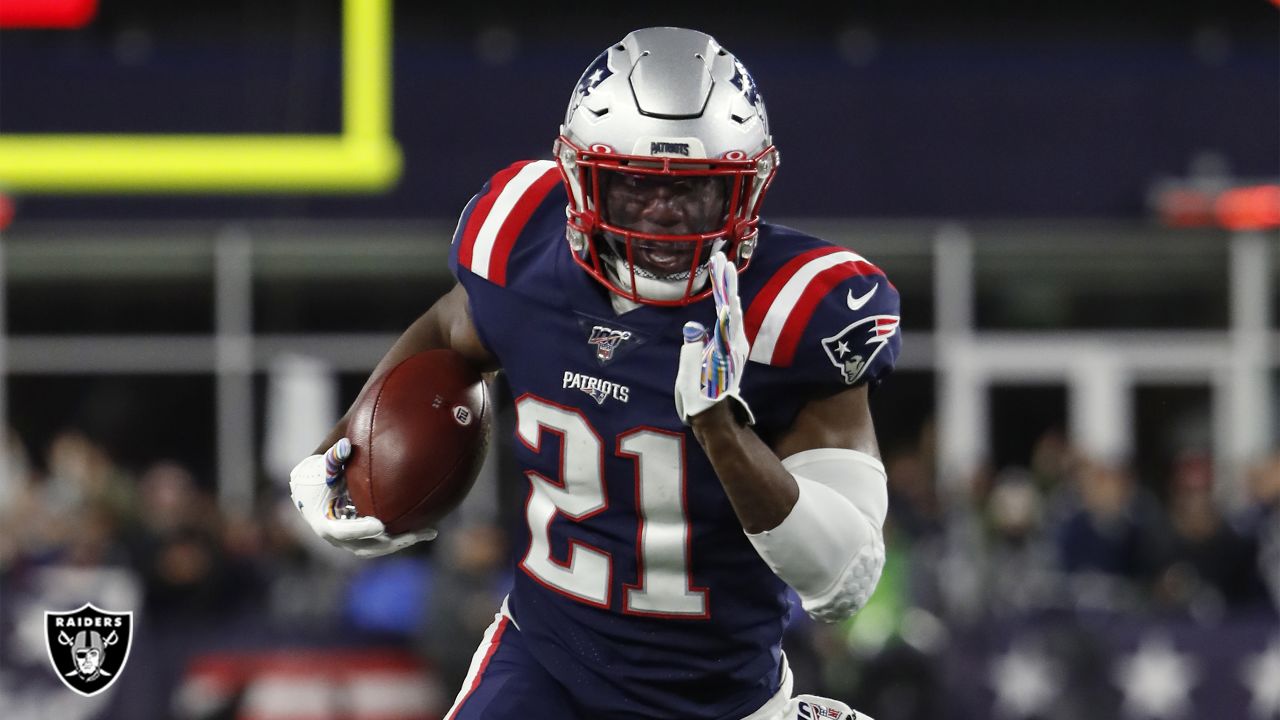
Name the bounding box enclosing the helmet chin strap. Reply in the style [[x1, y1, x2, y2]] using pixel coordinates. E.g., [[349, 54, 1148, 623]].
[[598, 232, 728, 305], [605, 255, 710, 304]]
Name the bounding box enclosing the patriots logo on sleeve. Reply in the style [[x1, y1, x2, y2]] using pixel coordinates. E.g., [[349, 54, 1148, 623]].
[[820, 315, 900, 385]]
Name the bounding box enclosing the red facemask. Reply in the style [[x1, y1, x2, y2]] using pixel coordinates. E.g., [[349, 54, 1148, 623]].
[[556, 136, 779, 306]]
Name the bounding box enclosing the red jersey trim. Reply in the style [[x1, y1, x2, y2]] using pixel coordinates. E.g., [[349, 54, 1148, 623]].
[[745, 248, 884, 366], [457, 160, 560, 286]]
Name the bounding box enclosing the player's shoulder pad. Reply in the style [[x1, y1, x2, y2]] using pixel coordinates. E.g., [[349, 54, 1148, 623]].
[[450, 159, 563, 287], [743, 243, 900, 387]]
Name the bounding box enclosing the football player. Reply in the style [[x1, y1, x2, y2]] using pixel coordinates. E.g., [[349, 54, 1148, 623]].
[[291, 27, 898, 720]]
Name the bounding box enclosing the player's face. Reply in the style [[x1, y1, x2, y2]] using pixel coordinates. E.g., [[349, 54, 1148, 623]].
[[601, 171, 727, 276], [76, 648, 100, 674]]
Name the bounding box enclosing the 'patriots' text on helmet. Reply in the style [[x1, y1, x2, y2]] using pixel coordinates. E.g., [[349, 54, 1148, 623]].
[[554, 27, 780, 306]]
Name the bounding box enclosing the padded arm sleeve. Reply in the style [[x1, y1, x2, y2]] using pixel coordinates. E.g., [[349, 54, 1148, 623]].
[[745, 448, 888, 622]]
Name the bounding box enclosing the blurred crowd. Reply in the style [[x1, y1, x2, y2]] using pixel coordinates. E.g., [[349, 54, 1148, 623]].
[[0, 425, 508, 719], [883, 424, 1279, 624], [0, 419, 1277, 720]]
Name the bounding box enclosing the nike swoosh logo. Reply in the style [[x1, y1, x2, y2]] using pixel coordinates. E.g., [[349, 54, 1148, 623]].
[[847, 284, 879, 311]]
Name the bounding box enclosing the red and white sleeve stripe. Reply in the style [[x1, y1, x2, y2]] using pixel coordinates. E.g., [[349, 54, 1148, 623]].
[[745, 246, 884, 367], [455, 159, 561, 286]]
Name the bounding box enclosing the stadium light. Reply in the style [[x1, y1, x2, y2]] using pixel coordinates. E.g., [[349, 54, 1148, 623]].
[[0, 0, 97, 28]]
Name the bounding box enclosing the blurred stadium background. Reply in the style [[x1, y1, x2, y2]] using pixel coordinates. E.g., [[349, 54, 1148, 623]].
[[1, 2, 1278, 719]]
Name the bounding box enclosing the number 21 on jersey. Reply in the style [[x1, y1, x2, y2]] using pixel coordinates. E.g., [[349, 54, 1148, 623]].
[[515, 395, 709, 618]]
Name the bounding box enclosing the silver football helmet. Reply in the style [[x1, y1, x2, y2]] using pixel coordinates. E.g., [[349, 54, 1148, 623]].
[[554, 27, 780, 305]]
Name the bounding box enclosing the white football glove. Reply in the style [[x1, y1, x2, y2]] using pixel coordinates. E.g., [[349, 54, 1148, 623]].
[[674, 252, 755, 425], [288, 437, 437, 559], [784, 695, 874, 720]]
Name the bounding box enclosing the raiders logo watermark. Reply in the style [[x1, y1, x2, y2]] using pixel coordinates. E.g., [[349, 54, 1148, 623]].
[[45, 603, 133, 697]]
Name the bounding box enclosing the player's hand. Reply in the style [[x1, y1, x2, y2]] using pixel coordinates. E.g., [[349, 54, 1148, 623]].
[[674, 252, 755, 425], [783, 695, 875, 720], [288, 438, 437, 558]]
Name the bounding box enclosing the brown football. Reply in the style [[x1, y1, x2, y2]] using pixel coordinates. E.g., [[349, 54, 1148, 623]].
[[344, 349, 490, 535]]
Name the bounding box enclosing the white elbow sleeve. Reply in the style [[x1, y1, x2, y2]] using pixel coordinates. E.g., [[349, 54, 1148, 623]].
[[745, 449, 888, 622]]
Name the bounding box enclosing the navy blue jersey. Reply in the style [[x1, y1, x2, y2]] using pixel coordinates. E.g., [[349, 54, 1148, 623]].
[[448, 160, 900, 719]]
